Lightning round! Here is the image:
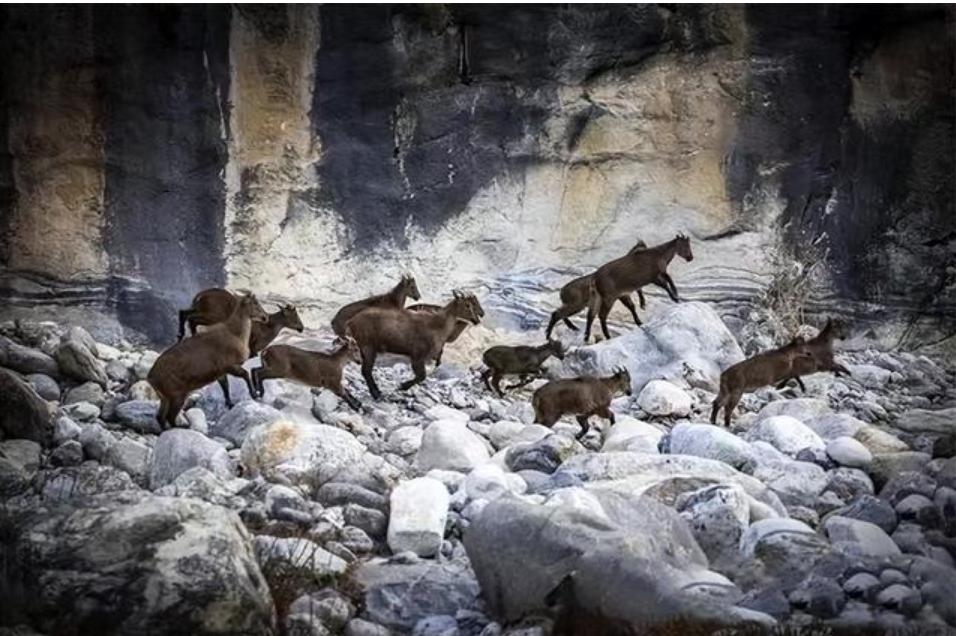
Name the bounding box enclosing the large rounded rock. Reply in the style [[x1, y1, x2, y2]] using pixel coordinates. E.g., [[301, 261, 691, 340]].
[[823, 516, 901, 558], [823, 495, 897, 534], [825, 436, 872, 468], [240, 419, 365, 494], [636, 380, 692, 417], [114, 399, 162, 434], [150, 429, 234, 489], [3, 495, 275, 634], [0, 335, 59, 376], [745, 415, 825, 456], [38, 462, 140, 502], [668, 422, 756, 470], [560, 302, 744, 394], [803, 413, 867, 441], [105, 436, 152, 483], [750, 459, 827, 509], [601, 416, 663, 453], [0, 367, 55, 445], [0, 439, 42, 496], [868, 452, 931, 490], [505, 433, 581, 474], [415, 419, 490, 472], [55, 339, 108, 387], [739, 518, 817, 558], [27, 373, 61, 401], [853, 426, 909, 454], [677, 484, 750, 567], [387, 477, 449, 557], [210, 400, 284, 446], [465, 493, 770, 628]]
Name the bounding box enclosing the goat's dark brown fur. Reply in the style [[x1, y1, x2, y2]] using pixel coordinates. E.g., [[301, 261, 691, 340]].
[[775, 319, 850, 392], [253, 337, 362, 410], [406, 295, 485, 366], [149, 294, 268, 428], [481, 340, 565, 396], [331, 275, 420, 337], [546, 241, 677, 339], [345, 291, 483, 399], [710, 337, 814, 427], [532, 368, 632, 439], [584, 235, 693, 342]]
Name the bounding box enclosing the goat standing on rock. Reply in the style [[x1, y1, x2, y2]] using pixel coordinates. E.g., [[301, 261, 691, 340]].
[[710, 336, 815, 428], [775, 318, 850, 391], [584, 234, 694, 342], [149, 294, 268, 429], [345, 291, 483, 399], [252, 337, 362, 411], [532, 368, 632, 440], [481, 340, 565, 396], [331, 274, 420, 337], [545, 240, 677, 339], [406, 296, 485, 366]]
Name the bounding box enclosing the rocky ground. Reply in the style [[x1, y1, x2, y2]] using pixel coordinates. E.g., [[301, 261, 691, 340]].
[[1, 301, 955, 635]]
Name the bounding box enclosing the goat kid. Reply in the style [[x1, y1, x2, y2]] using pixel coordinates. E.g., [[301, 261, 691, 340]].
[[481, 340, 565, 396], [584, 234, 693, 342], [710, 337, 815, 428], [532, 367, 632, 439], [253, 337, 362, 411], [776, 318, 851, 391], [406, 294, 485, 366], [149, 294, 268, 429]]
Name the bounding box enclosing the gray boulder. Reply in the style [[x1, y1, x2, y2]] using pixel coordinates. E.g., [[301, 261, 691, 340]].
[[55, 339, 108, 386], [2, 495, 275, 633], [51, 440, 84, 467], [505, 434, 582, 474], [53, 415, 82, 444], [26, 372, 61, 401], [153, 466, 249, 509], [240, 419, 365, 494], [465, 494, 771, 628], [823, 516, 901, 558], [824, 467, 874, 502], [560, 302, 744, 394], [823, 495, 897, 534], [353, 558, 481, 632], [37, 462, 140, 501], [668, 422, 756, 470], [79, 422, 115, 461], [149, 428, 234, 489], [105, 436, 152, 483], [788, 576, 845, 618], [868, 452, 932, 490], [113, 400, 162, 434], [415, 419, 490, 472], [750, 458, 827, 509], [0, 367, 55, 445], [677, 484, 750, 567], [0, 439, 42, 496], [0, 335, 59, 376], [63, 381, 106, 407], [210, 400, 283, 446], [896, 408, 956, 436], [745, 415, 825, 456], [825, 436, 872, 468], [879, 470, 936, 506], [753, 399, 830, 425], [254, 536, 348, 579]]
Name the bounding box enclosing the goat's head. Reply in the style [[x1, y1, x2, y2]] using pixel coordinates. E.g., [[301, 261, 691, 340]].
[[450, 290, 483, 325], [612, 366, 632, 396], [335, 335, 362, 363], [239, 293, 269, 323], [280, 304, 304, 332], [823, 317, 849, 340], [675, 233, 694, 262], [401, 274, 421, 301], [547, 339, 566, 360]]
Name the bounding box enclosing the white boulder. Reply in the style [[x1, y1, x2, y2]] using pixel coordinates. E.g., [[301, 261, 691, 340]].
[[601, 416, 663, 454], [825, 436, 872, 468], [387, 477, 449, 557], [745, 415, 825, 456], [668, 423, 755, 469], [636, 380, 692, 417], [415, 419, 490, 472], [823, 516, 901, 558]]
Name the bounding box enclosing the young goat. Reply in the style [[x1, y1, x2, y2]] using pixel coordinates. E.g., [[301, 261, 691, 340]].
[[710, 337, 815, 428], [481, 340, 565, 396], [345, 291, 483, 399], [545, 241, 677, 339], [532, 368, 632, 439], [252, 337, 362, 411], [149, 294, 268, 428], [330, 274, 420, 337], [775, 318, 851, 391], [584, 234, 693, 342], [178, 288, 303, 352], [406, 296, 485, 366]]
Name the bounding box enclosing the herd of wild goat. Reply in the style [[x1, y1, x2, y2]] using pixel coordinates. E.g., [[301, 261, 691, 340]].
[[147, 234, 849, 436]]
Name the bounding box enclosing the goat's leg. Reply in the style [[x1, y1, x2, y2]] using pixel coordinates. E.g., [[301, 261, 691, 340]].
[[251, 367, 280, 399], [584, 296, 598, 343], [710, 392, 726, 425], [794, 376, 807, 392], [334, 385, 362, 411], [177, 310, 192, 341], [575, 415, 591, 440], [545, 311, 560, 339], [724, 392, 742, 428], [156, 397, 169, 429], [774, 377, 793, 390], [598, 299, 614, 339], [434, 347, 444, 367], [360, 349, 381, 400], [831, 363, 851, 377], [508, 374, 536, 390], [637, 289, 646, 310], [399, 358, 428, 391], [481, 368, 494, 392], [227, 366, 255, 401], [619, 295, 642, 326], [187, 316, 200, 337], [598, 406, 616, 425], [491, 372, 505, 397], [166, 395, 186, 428], [661, 273, 680, 302], [218, 376, 233, 408]]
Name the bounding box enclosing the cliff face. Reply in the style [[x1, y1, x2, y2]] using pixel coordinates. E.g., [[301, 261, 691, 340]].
[[0, 5, 953, 346]]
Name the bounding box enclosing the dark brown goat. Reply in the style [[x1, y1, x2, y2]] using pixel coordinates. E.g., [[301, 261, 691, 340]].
[[775, 319, 850, 391], [710, 337, 815, 428], [480, 340, 565, 396], [252, 337, 362, 411], [330, 275, 420, 337], [545, 241, 677, 339], [406, 296, 485, 366], [532, 368, 632, 439], [584, 234, 693, 342], [149, 294, 268, 428], [346, 291, 483, 399]]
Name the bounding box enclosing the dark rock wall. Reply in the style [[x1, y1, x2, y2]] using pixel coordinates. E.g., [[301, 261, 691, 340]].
[[0, 4, 952, 346]]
